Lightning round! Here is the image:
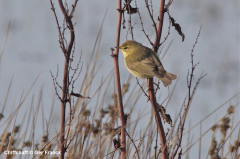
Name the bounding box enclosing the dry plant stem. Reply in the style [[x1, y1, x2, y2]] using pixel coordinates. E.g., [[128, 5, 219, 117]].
[[136, 4, 153, 46], [147, 0, 167, 159], [145, 0, 158, 38], [172, 28, 202, 158], [155, 131, 158, 158], [147, 79, 167, 158], [59, 33, 68, 159], [113, 0, 126, 158], [154, 0, 165, 49], [56, 0, 76, 158], [177, 28, 202, 156], [127, 0, 134, 40], [125, 130, 140, 159]]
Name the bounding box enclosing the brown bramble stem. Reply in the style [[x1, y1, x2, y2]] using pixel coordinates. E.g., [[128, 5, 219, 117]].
[[56, 0, 76, 158], [147, 0, 168, 159], [147, 79, 168, 159], [112, 0, 127, 158]]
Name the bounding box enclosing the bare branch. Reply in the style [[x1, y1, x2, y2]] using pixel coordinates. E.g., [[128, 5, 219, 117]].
[[165, 0, 174, 11], [135, 0, 153, 46], [171, 26, 205, 159], [50, 0, 66, 52], [160, 15, 171, 46], [136, 77, 149, 100], [50, 70, 62, 101], [145, 0, 158, 43], [125, 130, 140, 159], [70, 0, 79, 17]]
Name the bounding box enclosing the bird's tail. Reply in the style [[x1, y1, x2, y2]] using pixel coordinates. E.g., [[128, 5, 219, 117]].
[[159, 72, 177, 87]]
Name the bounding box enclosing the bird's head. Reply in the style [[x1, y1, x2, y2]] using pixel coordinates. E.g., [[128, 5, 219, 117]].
[[117, 40, 140, 57]]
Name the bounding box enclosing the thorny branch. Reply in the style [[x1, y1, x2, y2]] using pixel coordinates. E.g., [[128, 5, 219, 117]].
[[126, 0, 134, 40], [135, 0, 154, 46], [50, 0, 80, 159], [50, 1, 66, 53], [112, 0, 127, 157], [171, 26, 207, 158], [50, 67, 62, 101], [146, 0, 169, 158], [145, 0, 158, 42], [160, 13, 171, 46], [165, 0, 174, 11]]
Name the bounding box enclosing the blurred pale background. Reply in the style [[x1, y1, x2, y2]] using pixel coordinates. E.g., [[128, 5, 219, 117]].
[[0, 0, 239, 157]]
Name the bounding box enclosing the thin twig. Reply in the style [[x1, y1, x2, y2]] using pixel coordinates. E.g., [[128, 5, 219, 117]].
[[135, 0, 153, 46], [154, 129, 158, 159], [165, 0, 174, 11], [127, 0, 134, 40], [50, 0, 66, 52], [136, 77, 149, 100], [125, 130, 140, 159], [50, 0, 77, 158], [160, 12, 171, 46], [70, 0, 79, 17], [172, 27, 203, 158], [50, 70, 62, 101], [145, 0, 158, 42]]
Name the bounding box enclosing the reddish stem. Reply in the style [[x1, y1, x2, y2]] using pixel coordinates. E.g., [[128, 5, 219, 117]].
[[148, 0, 168, 159], [113, 0, 126, 158], [57, 0, 75, 158]]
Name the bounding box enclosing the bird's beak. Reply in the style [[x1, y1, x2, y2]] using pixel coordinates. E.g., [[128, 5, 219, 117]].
[[115, 46, 120, 49]]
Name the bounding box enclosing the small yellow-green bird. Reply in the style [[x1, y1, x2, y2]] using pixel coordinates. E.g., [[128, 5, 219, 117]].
[[119, 40, 177, 87]]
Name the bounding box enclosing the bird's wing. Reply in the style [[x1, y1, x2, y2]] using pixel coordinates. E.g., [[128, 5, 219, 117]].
[[127, 56, 166, 78], [150, 51, 166, 77]]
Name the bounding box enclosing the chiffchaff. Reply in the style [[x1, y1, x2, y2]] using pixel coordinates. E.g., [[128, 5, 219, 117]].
[[119, 40, 177, 87]]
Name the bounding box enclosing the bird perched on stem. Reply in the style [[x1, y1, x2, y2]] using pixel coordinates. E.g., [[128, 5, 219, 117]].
[[118, 40, 177, 87]]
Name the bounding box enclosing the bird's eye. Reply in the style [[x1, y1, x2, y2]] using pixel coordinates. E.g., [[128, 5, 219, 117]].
[[124, 47, 128, 49]]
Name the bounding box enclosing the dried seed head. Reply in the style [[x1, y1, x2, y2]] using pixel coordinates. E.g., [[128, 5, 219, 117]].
[[234, 139, 240, 149], [112, 93, 117, 105], [42, 135, 48, 143], [210, 155, 221, 159], [122, 83, 130, 95], [221, 117, 230, 124], [227, 105, 235, 115], [35, 142, 39, 150], [229, 144, 234, 153], [10, 139, 16, 146], [220, 124, 230, 136], [208, 138, 217, 156], [83, 109, 91, 117], [23, 141, 32, 147], [92, 127, 101, 137], [100, 108, 109, 118], [211, 124, 218, 132], [94, 119, 101, 128], [13, 125, 20, 133]]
